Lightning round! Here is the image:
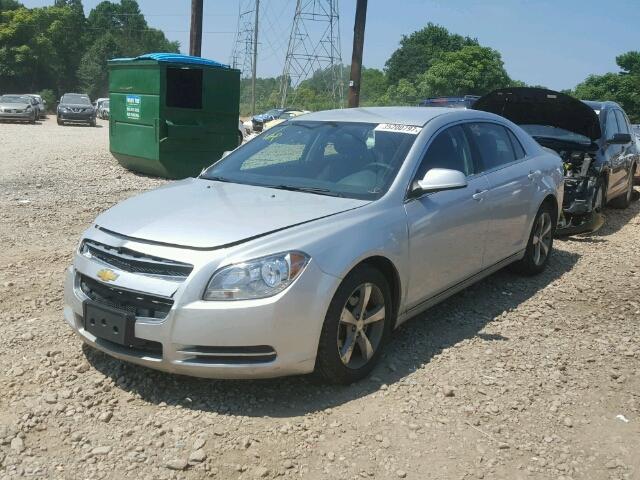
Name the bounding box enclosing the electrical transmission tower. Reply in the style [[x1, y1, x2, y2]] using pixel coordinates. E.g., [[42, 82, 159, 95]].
[[230, 1, 257, 77], [230, 0, 260, 114], [280, 0, 343, 108]]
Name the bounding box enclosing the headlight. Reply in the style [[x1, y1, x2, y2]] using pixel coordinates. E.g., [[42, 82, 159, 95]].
[[203, 251, 309, 301], [59, 107, 67, 113]]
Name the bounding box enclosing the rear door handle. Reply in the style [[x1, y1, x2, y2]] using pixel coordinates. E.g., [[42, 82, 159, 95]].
[[528, 169, 542, 180], [472, 189, 488, 201]]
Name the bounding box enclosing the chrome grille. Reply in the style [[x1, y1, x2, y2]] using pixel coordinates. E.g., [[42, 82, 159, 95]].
[[79, 274, 173, 320], [81, 240, 193, 279]]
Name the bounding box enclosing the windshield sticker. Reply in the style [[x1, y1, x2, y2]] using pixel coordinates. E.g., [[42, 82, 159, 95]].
[[126, 95, 141, 120], [375, 123, 422, 135], [263, 130, 283, 142]]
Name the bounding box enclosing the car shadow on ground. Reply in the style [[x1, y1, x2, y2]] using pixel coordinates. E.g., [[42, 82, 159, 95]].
[[85, 247, 580, 418], [59, 123, 103, 128]]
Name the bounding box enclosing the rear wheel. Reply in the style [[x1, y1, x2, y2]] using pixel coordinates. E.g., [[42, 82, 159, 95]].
[[315, 265, 393, 384], [609, 166, 634, 209], [512, 202, 555, 275]]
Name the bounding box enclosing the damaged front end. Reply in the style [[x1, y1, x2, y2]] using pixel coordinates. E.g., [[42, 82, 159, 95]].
[[554, 147, 605, 235]]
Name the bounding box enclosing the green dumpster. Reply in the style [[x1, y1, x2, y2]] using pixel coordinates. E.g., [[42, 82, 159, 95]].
[[108, 53, 240, 179]]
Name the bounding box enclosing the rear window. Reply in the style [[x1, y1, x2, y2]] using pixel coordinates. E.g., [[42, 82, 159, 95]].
[[166, 67, 203, 109]]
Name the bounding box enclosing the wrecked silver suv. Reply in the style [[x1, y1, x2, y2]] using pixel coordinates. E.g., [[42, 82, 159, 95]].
[[474, 88, 638, 234]]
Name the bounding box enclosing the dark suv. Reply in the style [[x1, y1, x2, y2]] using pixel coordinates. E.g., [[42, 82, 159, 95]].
[[57, 93, 96, 126], [474, 88, 638, 234]]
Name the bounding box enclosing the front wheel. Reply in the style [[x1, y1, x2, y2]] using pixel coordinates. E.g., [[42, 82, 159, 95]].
[[315, 265, 393, 384], [512, 202, 555, 275]]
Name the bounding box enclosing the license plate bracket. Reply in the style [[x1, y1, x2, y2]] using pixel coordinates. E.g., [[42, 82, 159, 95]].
[[83, 302, 136, 346]]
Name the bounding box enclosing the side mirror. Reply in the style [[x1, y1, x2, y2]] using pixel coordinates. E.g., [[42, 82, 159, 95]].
[[607, 133, 631, 145], [414, 168, 468, 194]]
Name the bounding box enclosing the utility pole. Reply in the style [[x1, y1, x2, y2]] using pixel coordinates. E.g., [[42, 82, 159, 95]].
[[189, 0, 203, 57], [251, 0, 260, 115], [348, 0, 367, 108]]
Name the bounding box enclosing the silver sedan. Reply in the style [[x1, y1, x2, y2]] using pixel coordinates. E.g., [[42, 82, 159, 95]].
[[63, 107, 564, 383], [0, 94, 37, 123]]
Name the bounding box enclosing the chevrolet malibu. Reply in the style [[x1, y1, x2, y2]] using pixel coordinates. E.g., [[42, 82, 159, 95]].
[[64, 107, 564, 384]]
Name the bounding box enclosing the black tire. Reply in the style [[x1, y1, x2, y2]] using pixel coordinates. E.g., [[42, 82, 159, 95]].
[[511, 202, 555, 275], [609, 166, 634, 209], [315, 264, 394, 384], [90, 118, 97, 127], [57, 117, 64, 126], [238, 131, 244, 146]]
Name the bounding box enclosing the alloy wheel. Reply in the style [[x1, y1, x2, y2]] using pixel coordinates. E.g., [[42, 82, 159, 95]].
[[531, 212, 552, 266], [337, 283, 386, 369]]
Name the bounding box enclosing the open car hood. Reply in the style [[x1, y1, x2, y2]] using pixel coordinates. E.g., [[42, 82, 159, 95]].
[[473, 87, 601, 142]]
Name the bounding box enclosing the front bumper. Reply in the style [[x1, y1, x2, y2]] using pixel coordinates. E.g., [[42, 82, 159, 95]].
[[0, 111, 33, 121], [63, 237, 338, 379], [58, 112, 94, 122]]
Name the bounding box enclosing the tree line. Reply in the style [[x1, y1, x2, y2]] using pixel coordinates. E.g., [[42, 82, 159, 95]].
[[0, 0, 177, 108], [1, 2, 638, 123]]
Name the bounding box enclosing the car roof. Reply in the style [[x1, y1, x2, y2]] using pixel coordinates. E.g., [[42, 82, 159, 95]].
[[290, 106, 486, 126], [582, 99, 621, 111]]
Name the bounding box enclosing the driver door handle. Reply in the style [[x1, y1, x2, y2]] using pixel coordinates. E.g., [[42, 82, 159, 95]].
[[528, 169, 542, 180], [472, 189, 488, 201]]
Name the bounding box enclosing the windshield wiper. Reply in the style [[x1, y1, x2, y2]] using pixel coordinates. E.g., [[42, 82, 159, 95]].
[[202, 175, 233, 183], [267, 184, 344, 197]]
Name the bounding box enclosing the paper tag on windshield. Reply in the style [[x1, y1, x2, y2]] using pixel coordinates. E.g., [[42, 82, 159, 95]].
[[375, 123, 422, 135]]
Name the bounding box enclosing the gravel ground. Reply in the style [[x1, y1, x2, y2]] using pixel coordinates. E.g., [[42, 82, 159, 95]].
[[1, 117, 639, 480]]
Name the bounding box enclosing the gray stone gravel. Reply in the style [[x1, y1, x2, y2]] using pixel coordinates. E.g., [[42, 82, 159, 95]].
[[1, 117, 639, 479]]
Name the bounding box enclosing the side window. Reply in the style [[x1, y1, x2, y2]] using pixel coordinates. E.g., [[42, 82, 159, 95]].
[[605, 110, 619, 139], [466, 123, 517, 171], [614, 110, 630, 134], [507, 129, 526, 159], [415, 125, 475, 180]]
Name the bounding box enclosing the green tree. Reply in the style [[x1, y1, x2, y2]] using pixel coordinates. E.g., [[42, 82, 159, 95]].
[[77, 32, 123, 98], [0, 0, 22, 12], [416, 45, 511, 98], [385, 23, 478, 85], [574, 51, 640, 123], [359, 67, 387, 106]]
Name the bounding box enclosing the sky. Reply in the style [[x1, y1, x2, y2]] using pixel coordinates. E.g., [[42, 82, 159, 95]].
[[21, 0, 640, 90]]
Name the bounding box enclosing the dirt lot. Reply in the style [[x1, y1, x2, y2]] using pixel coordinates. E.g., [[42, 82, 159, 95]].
[[1, 117, 639, 480]]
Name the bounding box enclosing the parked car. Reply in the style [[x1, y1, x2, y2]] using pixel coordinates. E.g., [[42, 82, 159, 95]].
[[98, 100, 110, 120], [473, 88, 638, 234], [418, 95, 480, 109], [57, 93, 96, 126], [94, 97, 108, 112], [25, 94, 46, 118], [633, 125, 640, 184], [0, 94, 38, 123], [263, 110, 309, 130], [251, 108, 286, 132], [63, 107, 563, 383]]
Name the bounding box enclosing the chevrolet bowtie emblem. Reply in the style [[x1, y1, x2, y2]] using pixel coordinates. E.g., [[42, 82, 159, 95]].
[[96, 268, 119, 282]]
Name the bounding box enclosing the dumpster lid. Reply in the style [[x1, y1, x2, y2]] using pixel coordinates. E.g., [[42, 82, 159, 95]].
[[110, 52, 230, 68]]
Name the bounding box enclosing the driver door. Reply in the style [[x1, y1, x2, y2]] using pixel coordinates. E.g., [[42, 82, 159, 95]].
[[404, 124, 492, 310]]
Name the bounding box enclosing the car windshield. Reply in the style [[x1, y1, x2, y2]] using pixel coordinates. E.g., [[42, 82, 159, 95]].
[[1, 95, 30, 104], [201, 121, 418, 200], [520, 124, 592, 145], [62, 94, 91, 105]]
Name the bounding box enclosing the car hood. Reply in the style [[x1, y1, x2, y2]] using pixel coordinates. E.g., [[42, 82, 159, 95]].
[[473, 87, 602, 141], [95, 178, 370, 249], [60, 103, 93, 109]]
